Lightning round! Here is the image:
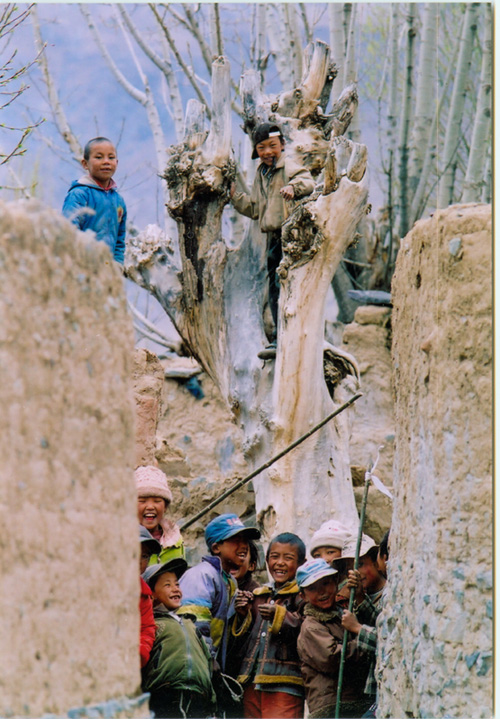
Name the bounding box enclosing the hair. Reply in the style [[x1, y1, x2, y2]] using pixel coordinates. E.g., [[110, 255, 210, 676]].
[[248, 539, 259, 568], [266, 532, 306, 566], [363, 545, 380, 564], [379, 529, 390, 559], [84, 136, 114, 161]]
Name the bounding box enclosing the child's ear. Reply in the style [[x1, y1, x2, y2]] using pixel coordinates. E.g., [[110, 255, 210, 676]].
[[81, 158, 88, 170], [211, 542, 221, 556]]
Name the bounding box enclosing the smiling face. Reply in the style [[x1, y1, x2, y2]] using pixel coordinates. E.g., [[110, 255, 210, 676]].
[[137, 496, 167, 534], [152, 571, 182, 610], [82, 141, 118, 187], [211, 534, 250, 573], [267, 542, 300, 587], [311, 545, 342, 565], [255, 136, 284, 166], [230, 544, 257, 582], [301, 575, 338, 610]]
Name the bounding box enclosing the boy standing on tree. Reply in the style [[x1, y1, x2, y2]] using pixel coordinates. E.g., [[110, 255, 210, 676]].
[[231, 123, 315, 359], [62, 137, 127, 264]]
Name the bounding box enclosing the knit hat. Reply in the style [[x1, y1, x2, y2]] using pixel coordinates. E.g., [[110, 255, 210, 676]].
[[205, 513, 261, 550], [142, 558, 188, 590], [140, 525, 162, 555], [251, 123, 284, 159], [333, 533, 377, 561], [135, 465, 173, 505], [308, 520, 354, 556], [296, 558, 338, 589]]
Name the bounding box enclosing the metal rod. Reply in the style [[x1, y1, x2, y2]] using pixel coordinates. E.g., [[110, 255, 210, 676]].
[[180, 392, 363, 531], [335, 470, 371, 718]]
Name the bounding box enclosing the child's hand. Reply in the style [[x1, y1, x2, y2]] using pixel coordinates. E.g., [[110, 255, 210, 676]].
[[234, 589, 253, 615], [230, 182, 236, 199], [341, 610, 362, 635], [258, 603, 277, 621], [280, 184, 295, 201], [346, 569, 361, 590], [347, 569, 365, 602]]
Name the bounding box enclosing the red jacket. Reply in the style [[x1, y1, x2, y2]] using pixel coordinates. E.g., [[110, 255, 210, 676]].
[[140, 577, 156, 667]]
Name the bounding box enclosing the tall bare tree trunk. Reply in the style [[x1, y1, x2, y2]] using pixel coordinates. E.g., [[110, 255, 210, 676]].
[[408, 4, 437, 197], [398, 3, 416, 239], [462, 4, 492, 203], [437, 3, 479, 208], [126, 44, 368, 541]]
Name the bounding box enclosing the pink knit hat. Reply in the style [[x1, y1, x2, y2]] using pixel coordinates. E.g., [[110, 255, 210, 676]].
[[135, 465, 173, 505]]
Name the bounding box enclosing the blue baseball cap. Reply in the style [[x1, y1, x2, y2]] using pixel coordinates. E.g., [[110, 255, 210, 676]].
[[296, 558, 338, 589], [205, 513, 261, 550]]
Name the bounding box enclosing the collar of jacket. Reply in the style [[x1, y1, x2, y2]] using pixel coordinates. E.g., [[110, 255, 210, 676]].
[[259, 154, 285, 177], [303, 603, 342, 622], [75, 174, 117, 191], [254, 579, 299, 596]]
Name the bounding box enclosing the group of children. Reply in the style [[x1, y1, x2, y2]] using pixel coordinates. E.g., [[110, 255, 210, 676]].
[[135, 465, 390, 719], [62, 122, 314, 360]]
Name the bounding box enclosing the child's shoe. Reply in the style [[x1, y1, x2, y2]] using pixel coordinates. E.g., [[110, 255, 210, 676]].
[[257, 342, 276, 360]]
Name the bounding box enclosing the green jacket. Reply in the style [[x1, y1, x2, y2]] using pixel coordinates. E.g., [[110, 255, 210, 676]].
[[232, 155, 315, 233], [142, 606, 216, 704]]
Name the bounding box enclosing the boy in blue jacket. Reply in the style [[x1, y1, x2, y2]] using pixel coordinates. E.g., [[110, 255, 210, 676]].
[[177, 513, 261, 673], [62, 137, 127, 264]]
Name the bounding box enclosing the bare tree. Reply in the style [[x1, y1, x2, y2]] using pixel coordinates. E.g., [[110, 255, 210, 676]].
[[0, 4, 43, 167], [126, 42, 368, 540]]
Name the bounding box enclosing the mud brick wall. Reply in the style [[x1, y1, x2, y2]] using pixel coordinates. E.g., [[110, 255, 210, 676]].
[[377, 204, 492, 718], [0, 200, 145, 717]]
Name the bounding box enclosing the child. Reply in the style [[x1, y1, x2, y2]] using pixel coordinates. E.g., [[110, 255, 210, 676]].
[[296, 558, 370, 719], [231, 123, 315, 359], [332, 534, 376, 609], [139, 525, 161, 668], [62, 137, 126, 264], [136, 465, 185, 565], [231, 539, 261, 593], [177, 513, 261, 673], [232, 532, 307, 719], [308, 520, 354, 564], [141, 559, 216, 719], [341, 530, 390, 718]]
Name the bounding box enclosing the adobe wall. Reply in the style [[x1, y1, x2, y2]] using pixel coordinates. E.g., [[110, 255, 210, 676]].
[[377, 204, 492, 718], [0, 200, 147, 718]]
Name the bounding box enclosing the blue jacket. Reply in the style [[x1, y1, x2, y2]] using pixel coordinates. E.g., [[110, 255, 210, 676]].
[[177, 555, 237, 671], [62, 175, 127, 263]]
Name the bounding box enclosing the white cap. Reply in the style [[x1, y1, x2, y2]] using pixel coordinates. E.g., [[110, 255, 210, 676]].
[[308, 520, 354, 556]]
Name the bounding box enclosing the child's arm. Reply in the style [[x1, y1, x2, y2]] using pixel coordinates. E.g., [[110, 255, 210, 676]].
[[139, 581, 156, 667], [62, 187, 93, 229], [286, 161, 315, 199], [342, 611, 377, 656], [230, 182, 260, 220], [259, 599, 303, 637], [114, 200, 127, 264], [177, 565, 221, 656]]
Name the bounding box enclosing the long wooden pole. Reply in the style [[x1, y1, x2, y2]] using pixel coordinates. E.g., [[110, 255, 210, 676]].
[[180, 392, 363, 531]]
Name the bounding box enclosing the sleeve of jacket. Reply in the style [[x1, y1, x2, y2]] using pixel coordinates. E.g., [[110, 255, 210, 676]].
[[62, 187, 92, 229], [286, 159, 315, 199], [114, 198, 126, 264], [231, 177, 260, 220], [269, 596, 304, 637], [139, 582, 156, 668], [357, 624, 377, 655], [297, 621, 357, 675], [178, 564, 220, 656]]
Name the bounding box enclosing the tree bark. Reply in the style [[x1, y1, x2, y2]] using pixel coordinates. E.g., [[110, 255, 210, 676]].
[[126, 45, 368, 541], [397, 3, 416, 239]]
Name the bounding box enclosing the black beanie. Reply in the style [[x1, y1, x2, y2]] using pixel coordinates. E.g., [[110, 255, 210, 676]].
[[251, 123, 284, 159]]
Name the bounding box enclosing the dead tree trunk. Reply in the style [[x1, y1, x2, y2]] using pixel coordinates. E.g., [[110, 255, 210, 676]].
[[126, 42, 368, 542]]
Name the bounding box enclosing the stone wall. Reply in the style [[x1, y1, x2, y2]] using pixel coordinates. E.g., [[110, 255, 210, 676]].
[[341, 305, 394, 542], [0, 200, 146, 717], [377, 204, 492, 718]]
